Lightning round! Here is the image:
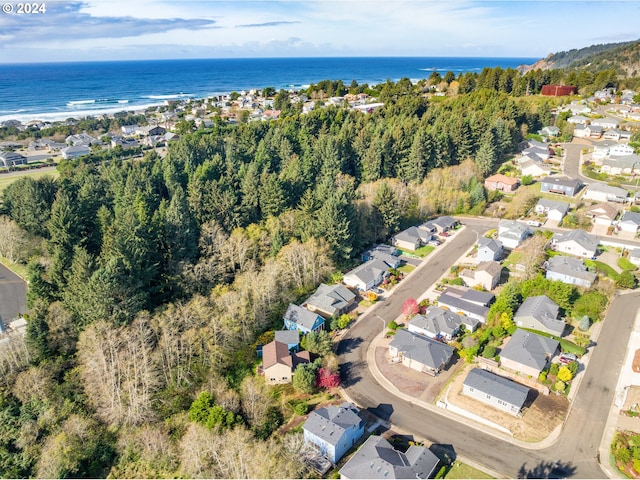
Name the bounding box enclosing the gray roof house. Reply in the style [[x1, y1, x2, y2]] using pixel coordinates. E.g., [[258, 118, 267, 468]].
[[283, 304, 325, 334], [0, 151, 27, 167], [389, 329, 455, 375], [392, 226, 432, 251], [534, 198, 570, 221], [60, 145, 91, 159], [514, 295, 565, 337], [339, 435, 440, 479], [274, 330, 300, 351], [459, 260, 502, 291], [498, 220, 532, 249], [408, 306, 479, 340], [420, 216, 458, 234], [551, 230, 599, 258], [540, 176, 582, 196], [477, 237, 503, 263], [437, 286, 494, 323], [630, 248, 640, 267], [343, 259, 393, 292], [545, 255, 596, 288], [500, 329, 560, 377], [539, 126, 560, 137], [303, 402, 365, 464], [361, 244, 400, 264], [618, 211, 640, 232], [462, 368, 530, 416], [582, 183, 629, 203], [305, 283, 356, 318]]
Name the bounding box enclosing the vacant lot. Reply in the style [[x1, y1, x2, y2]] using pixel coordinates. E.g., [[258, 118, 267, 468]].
[[445, 364, 569, 442], [0, 167, 58, 193]]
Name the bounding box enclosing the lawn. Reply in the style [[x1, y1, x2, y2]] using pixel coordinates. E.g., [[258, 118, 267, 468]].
[[445, 462, 494, 479], [0, 168, 59, 193], [398, 264, 416, 274], [585, 259, 619, 281], [0, 256, 28, 279]]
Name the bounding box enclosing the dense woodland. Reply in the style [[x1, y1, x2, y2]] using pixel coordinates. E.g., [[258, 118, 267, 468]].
[[0, 65, 636, 477]]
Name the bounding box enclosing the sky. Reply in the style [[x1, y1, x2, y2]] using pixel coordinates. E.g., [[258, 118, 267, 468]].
[[0, 0, 638, 63]]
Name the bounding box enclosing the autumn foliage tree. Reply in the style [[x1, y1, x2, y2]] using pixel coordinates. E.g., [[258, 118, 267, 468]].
[[316, 368, 340, 389], [402, 298, 420, 318]]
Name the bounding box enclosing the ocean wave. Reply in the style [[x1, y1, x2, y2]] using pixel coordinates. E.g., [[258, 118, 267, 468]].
[[143, 93, 193, 100], [0, 102, 158, 124], [67, 99, 96, 105], [117, 100, 129, 104]]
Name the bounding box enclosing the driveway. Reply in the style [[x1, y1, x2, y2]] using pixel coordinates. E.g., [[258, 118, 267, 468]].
[[0, 264, 27, 328], [338, 217, 640, 478]]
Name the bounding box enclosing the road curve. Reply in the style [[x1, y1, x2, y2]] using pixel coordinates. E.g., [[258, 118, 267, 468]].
[[338, 221, 639, 478]]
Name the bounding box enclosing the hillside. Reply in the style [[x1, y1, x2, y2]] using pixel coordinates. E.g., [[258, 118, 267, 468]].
[[522, 39, 640, 76]]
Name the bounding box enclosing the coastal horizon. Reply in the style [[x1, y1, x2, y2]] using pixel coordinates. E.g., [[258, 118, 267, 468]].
[[0, 56, 538, 122]]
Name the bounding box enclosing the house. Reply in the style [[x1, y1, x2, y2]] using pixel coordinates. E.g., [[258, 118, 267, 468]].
[[283, 304, 325, 334], [437, 287, 493, 323], [545, 255, 596, 288], [601, 155, 640, 175], [408, 307, 479, 341], [610, 144, 636, 156], [60, 145, 91, 159], [361, 244, 400, 264], [477, 237, 503, 263], [66, 132, 100, 146], [261, 340, 310, 385], [500, 329, 559, 377], [585, 125, 603, 139], [541, 85, 577, 97], [388, 329, 455, 375], [304, 283, 356, 318], [629, 249, 640, 267], [0, 151, 27, 167], [567, 115, 590, 125], [573, 125, 589, 138], [585, 203, 619, 225], [343, 259, 393, 291], [517, 156, 551, 177], [121, 124, 139, 135], [603, 129, 633, 141], [419, 216, 458, 234], [498, 220, 532, 249], [582, 183, 629, 203], [551, 230, 599, 258], [303, 402, 365, 464], [539, 126, 560, 138], [392, 226, 432, 251], [540, 177, 582, 196], [484, 174, 520, 193], [618, 211, 640, 233], [514, 295, 565, 337], [591, 118, 619, 129], [339, 435, 440, 479], [534, 198, 570, 221], [136, 125, 167, 137], [459, 261, 502, 291], [462, 368, 530, 416], [274, 330, 300, 351]]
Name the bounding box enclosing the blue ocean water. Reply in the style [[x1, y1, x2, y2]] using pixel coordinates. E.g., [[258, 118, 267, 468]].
[[0, 57, 536, 122]]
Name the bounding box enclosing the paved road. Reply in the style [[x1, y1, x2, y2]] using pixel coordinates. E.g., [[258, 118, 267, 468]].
[[562, 142, 587, 182], [0, 263, 27, 329], [338, 219, 639, 478]]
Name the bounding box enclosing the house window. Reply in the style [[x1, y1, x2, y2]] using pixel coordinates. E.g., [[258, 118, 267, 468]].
[[486, 394, 491, 399], [469, 387, 474, 392]]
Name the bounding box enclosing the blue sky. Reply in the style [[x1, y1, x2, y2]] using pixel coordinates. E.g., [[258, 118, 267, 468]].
[[0, 0, 638, 63]]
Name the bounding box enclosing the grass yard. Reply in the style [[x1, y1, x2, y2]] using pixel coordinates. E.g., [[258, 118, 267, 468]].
[[398, 264, 416, 274], [445, 462, 494, 479], [0, 167, 59, 193], [0, 256, 28, 279], [585, 259, 619, 281], [398, 245, 435, 258]]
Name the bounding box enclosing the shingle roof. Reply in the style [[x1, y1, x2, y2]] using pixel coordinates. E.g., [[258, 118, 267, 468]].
[[584, 183, 629, 198], [463, 368, 529, 408], [620, 211, 640, 227], [501, 329, 559, 372], [476, 260, 502, 278], [545, 256, 596, 283], [409, 307, 477, 338], [394, 226, 431, 244], [437, 293, 489, 319], [478, 237, 502, 253], [389, 329, 455, 371], [552, 229, 599, 253], [303, 402, 364, 448], [305, 283, 356, 317], [339, 435, 440, 479], [485, 173, 519, 185], [585, 203, 619, 220], [345, 259, 391, 285], [283, 304, 323, 331], [515, 295, 564, 334], [274, 330, 300, 346], [536, 198, 570, 215], [541, 176, 582, 190], [262, 340, 293, 369], [440, 286, 494, 306]]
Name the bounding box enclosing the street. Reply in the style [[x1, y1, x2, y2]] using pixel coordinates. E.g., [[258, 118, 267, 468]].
[[337, 219, 638, 478], [0, 263, 27, 329]]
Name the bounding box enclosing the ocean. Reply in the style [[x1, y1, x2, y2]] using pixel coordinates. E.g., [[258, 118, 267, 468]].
[[0, 57, 537, 122]]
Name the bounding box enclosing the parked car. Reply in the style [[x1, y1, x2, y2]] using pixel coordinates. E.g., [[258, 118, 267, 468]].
[[428, 239, 442, 246], [440, 232, 450, 237], [527, 220, 542, 227], [372, 287, 384, 295], [559, 353, 577, 364]]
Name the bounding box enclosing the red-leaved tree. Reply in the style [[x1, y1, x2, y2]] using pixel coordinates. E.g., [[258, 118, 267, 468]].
[[402, 298, 419, 318], [316, 368, 340, 389]]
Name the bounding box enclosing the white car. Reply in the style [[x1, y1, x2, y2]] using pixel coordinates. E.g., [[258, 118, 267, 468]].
[[527, 220, 542, 227]]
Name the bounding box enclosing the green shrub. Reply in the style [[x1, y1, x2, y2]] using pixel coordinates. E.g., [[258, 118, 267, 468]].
[[521, 174, 535, 186], [617, 447, 632, 464], [554, 380, 565, 392], [539, 371, 547, 382], [434, 465, 448, 479], [293, 401, 309, 416], [449, 277, 465, 286], [619, 257, 637, 271], [482, 345, 496, 358], [388, 320, 399, 331], [617, 270, 637, 289], [549, 363, 559, 375]]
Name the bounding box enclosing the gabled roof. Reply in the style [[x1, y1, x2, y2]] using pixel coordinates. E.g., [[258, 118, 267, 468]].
[[409, 307, 477, 337], [389, 329, 455, 370], [585, 203, 619, 220], [303, 402, 364, 447], [274, 330, 300, 346], [584, 183, 629, 198], [541, 176, 582, 190], [394, 226, 431, 244], [501, 329, 559, 372], [545, 255, 596, 283], [305, 283, 356, 316], [478, 237, 503, 253], [262, 340, 293, 369], [476, 260, 502, 278], [515, 295, 563, 333], [536, 198, 570, 215], [552, 229, 598, 253], [463, 368, 529, 408], [339, 435, 440, 479], [620, 211, 640, 227], [440, 286, 494, 306], [437, 294, 489, 319], [345, 259, 392, 285], [485, 173, 519, 185], [283, 304, 323, 331]]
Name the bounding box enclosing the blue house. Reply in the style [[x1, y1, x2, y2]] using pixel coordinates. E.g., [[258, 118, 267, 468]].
[[283, 304, 325, 334], [540, 176, 582, 197], [303, 402, 365, 463], [274, 330, 300, 351]]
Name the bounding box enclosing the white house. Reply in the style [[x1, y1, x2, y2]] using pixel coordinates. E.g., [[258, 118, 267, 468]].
[[60, 145, 91, 159], [462, 368, 530, 416], [582, 183, 629, 203], [498, 220, 532, 249], [534, 199, 570, 221], [618, 211, 640, 233], [303, 403, 365, 463], [551, 230, 599, 258]]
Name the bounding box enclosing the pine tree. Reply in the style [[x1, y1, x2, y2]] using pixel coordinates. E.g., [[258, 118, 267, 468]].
[[373, 181, 400, 236], [474, 131, 498, 177]]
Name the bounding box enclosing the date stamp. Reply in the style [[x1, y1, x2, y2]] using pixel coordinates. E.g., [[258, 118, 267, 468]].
[[2, 3, 46, 14]]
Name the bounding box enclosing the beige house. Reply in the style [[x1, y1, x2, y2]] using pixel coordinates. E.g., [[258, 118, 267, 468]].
[[262, 340, 310, 385], [585, 203, 619, 225], [459, 261, 502, 291]]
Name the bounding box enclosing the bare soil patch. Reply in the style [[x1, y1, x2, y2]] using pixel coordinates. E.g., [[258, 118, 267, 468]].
[[446, 364, 568, 442]]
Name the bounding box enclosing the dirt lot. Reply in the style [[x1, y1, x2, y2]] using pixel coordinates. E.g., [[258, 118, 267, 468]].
[[445, 364, 569, 442]]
